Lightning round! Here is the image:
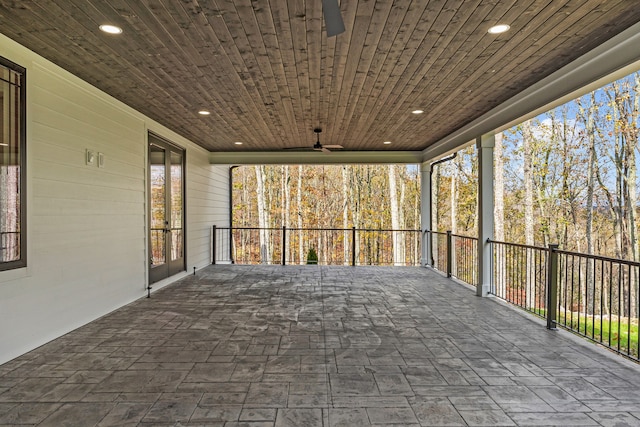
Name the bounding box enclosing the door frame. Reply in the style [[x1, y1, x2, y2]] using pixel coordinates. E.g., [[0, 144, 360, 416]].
[[147, 132, 186, 284]]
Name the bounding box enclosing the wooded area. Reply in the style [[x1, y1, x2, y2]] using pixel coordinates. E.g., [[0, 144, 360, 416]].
[[232, 164, 421, 265], [433, 71, 640, 323], [232, 70, 640, 323], [233, 72, 640, 264], [434, 72, 640, 262]]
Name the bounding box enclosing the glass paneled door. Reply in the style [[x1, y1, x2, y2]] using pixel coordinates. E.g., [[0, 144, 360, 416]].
[[149, 134, 185, 283]]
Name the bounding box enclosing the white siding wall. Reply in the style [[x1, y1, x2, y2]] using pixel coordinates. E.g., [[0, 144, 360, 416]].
[[186, 149, 230, 269], [0, 34, 229, 364]]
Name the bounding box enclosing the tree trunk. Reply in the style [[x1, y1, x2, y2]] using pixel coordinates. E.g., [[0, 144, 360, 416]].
[[353, 166, 362, 264], [523, 121, 535, 309], [612, 76, 640, 317], [297, 165, 304, 264], [451, 160, 458, 235], [494, 133, 505, 241], [282, 166, 291, 262], [432, 166, 441, 265], [400, 177, 406, 263], [414, 175, 420, 265], [342, 166, 350, 264], [577, 94, 598, 314], [255, 165, 271, 264], [494, 132, 506, 296], [389, 164, 403, 265]]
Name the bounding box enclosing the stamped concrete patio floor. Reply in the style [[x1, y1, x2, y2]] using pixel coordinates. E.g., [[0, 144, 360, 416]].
[[2, 265, 640, 426]]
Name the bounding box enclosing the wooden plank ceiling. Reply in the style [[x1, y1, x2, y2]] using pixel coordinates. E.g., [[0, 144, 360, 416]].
[[1, 0, 639, 152]]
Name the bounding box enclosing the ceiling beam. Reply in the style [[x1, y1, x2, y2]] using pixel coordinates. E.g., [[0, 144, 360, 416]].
[[209, 151, 424, 165]]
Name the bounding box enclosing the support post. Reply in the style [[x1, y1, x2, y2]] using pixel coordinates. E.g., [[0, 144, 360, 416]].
[[546, 244, 559, 329], [212, 225, 217, 265], [282, 226, 286, 266], [351, 226, 356, 266], [420, 162, 432, 267], [477, 134, 495, 297], [446, 230, 452, 277]]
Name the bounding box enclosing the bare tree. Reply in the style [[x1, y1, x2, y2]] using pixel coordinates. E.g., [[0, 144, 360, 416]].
[[255, 165, 271, 263], [342, 166, 350, 264], [450, 159, 458, 235], [388, 164, 403, 265], [297, 165, 304, 263], [523, 121, 535, 309], [494, 132, 506, 296]]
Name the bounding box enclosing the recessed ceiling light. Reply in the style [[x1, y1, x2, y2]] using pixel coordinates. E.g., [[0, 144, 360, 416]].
[[99, 24, 123, 34], [412, 110, 424, 115], [488, 24, 510, 34], [383, 141, 392, 145], [234, 141, 243, 145], [198, 110, 211, 116]]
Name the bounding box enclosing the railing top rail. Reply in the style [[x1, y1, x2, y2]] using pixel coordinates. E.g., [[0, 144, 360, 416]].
[[425, 230, 478, 240], [217, 226, 422, 232], [555, 248, 640, 267], [357, 228, 421, 232], [450, 233, 478, 240], [488, 239, 548, 251], [490, 239, 640, 266], [219, 227, 283, 231]]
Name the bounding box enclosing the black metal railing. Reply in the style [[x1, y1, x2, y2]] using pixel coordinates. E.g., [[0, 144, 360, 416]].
[[490, 240, 550, 318], [452, 233, 478, 286], [488, 240, 639, 362], [212, 226, 422, 266], [430, 231, 449, 274], [555, 248, 639, 361], [426, 230, 478, 287], [210, 226, 640, 362]]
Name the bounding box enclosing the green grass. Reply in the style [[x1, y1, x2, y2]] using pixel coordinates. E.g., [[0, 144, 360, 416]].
[[557, 312, 639, 358], [515, 305, 639, 359]]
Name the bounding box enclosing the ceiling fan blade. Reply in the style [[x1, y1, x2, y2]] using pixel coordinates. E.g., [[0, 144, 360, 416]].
[[322, 0, 345, 37], [323, 144, 343, 149], [321, 147, 331, 153]]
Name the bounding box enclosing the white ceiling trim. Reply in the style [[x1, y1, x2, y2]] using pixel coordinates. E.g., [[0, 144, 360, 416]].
[[208, 151, 424, 165]]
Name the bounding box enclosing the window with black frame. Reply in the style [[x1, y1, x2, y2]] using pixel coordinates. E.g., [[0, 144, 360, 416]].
[[0, 57, 26, 270]]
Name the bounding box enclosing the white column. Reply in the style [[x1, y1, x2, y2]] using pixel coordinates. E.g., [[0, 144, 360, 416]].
[[420, 162, 432, 267], [477, 134, 494, 297]]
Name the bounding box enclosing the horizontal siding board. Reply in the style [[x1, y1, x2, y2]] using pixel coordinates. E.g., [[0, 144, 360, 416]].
[[31, 123, 145, 166], [31, 105, 143, 157], [0, 36, 229, 364], [31, 66, 145, 136], [32, 161, 144, 191]]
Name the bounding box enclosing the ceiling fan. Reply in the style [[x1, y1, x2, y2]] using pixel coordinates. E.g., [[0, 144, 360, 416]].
[[323, 0, 345, 37], [285, 128, 344, 153]]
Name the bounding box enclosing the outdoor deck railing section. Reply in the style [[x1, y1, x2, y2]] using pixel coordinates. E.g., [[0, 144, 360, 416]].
[[555, 248, 639, 361], [430, 231, 449, 273], [427, 233, 639, 362], [426, 231, 478, 287], [212, 226, 422, 266], [490, 240, 549, 318], [489, 240, 640, 362], [210, 226, 639, 362], [452, 233, 478, 286]]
